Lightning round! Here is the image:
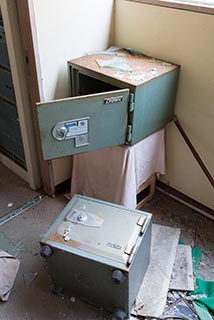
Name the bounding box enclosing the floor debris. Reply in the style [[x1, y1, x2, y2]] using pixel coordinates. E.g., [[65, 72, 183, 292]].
[[0, 232, 26, 258], [70, 296, 76, 303], [132, 224, 180, 318], [12, 241, 26, 257], [0, 193, 47, 226], [162, 297, 199, 320], [0, 232, 16, 255], [132, 224, 214, 320], [23, 272, 38, 287], [7, 203, 14, 208], [160, 246, 214, 320], [169, 244, 194, 291]]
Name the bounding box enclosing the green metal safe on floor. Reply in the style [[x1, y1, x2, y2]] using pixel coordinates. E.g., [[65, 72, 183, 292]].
[[36, 49, 180, 160], [40, 194, 152, 320]]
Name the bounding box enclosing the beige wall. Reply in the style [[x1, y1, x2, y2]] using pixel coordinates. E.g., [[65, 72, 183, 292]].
[[33, 0, 114, 185], [115, 0, 214, 209]]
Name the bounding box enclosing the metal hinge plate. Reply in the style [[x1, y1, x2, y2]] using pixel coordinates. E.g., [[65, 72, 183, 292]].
[[126, 93, 134, 143], [126, 124, 132, 143], [128, 93, 135, 112]]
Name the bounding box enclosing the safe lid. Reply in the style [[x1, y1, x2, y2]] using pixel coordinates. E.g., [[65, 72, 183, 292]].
[[36, 89, 129, 160], [68, 49, 178, 88], [43, 195, 151, 266]]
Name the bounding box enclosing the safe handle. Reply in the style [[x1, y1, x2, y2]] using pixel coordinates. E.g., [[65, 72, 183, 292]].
[[52, 123, 67, 140]]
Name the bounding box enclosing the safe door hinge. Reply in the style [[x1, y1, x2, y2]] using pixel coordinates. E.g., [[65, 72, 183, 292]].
[[126, 94, 134, 143], [128, 93, 135, 112], [126, 125, 132, 143]]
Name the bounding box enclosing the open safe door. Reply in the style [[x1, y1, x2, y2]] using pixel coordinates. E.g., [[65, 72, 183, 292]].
[[37, 89, 130, 160]]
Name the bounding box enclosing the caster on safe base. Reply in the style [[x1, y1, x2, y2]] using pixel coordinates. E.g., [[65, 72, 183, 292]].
[[111, 309, 127, 320]]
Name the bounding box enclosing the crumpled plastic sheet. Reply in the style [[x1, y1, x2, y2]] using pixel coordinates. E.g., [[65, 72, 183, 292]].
[[0, 249, 20, 301], [96, 57, 133, 72]]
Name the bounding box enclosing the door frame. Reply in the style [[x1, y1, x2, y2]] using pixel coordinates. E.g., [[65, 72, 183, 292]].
[[0, 0, 55, 194]]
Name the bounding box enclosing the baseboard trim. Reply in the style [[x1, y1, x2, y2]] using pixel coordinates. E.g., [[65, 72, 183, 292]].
[[156, 181, 214, 221], [0, 152, 28, 182]]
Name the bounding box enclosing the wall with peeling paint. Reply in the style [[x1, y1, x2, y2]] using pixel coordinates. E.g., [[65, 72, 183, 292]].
[[114, 0, 214, 209], [32, 0, 114, 185]]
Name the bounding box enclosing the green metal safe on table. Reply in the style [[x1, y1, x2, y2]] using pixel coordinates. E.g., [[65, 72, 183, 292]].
[[40, 194, 152, 320], [36, 49, 180, 160]]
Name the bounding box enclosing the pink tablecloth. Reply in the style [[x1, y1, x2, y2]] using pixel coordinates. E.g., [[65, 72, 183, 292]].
[[70, 129, 165, 209]]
